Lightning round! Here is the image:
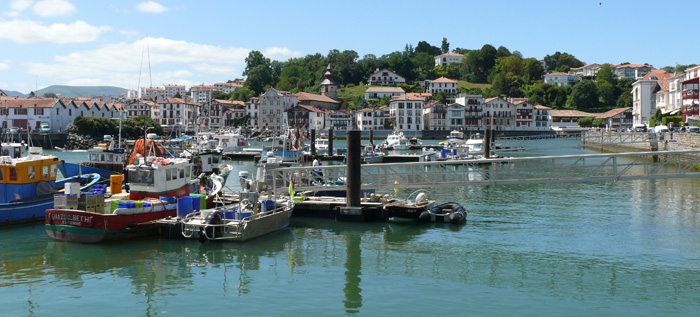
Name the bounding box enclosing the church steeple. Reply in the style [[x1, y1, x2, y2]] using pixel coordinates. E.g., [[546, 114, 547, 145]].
[[321, 64, 339, 100]]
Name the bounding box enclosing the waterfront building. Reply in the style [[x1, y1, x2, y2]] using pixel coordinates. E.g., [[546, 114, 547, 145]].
[[513, 100, 534, 131], [156, 98, 198, 132], [483, 97, 514, 130], [681, 65, 700, 122], [653, 72, 685, 117], [534, 105, 551, 130], [258, 88, 297, 132], [0, 97, 122, 133], [355, 108, 385, 131], [389, 94, 424, 132], [422, 101, 447, 131], [297, 92, 340, 111], [631, 69, 674, 125], [434, 53, 464, 67], [455, 94, 484, 131], [320, 64, 339, 101], [139, 87, 166, 99], [364, 87, 405, 100], [543, 72, 581, 86], [246, 97, 259, 130], [367, 69, 406, 86], [124, 99, 155, 119], [549, 109, 593, 130], [446, 103, 465, 131], [325, 110, 353, 131], [595, 107, 633, 131], [210, 99, 244, 130]]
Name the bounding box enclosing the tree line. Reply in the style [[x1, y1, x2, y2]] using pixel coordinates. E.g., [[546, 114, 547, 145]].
[[217, 38, 695, 113]]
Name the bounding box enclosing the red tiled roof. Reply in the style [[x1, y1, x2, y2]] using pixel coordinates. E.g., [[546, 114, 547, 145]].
[[297, 92, 339, 104], [534, 105, 551, 110], [595, 107, 632, 119], [0, 98, 60, 108], [430, 76, 457, 83], [641, 69, 674, 80], [550, 110, 593, 118], [658, 81, 670, 91], [436, 53, 464, 57], [544, 72, 570, 76], [614, 64, 653, 69]]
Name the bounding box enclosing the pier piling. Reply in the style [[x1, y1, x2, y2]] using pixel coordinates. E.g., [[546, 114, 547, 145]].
[[328, 128, 334, 156], [311, 129, 316, 157]]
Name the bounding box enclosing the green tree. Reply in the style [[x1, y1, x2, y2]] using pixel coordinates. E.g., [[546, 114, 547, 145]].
[[43, 92, 58, 98], [173, 92, 182, 98], [441, 37, 450, 54], [496, 46, 511, 58], [597, 80, 616, 109], [568, 80, 598, 110], [522, 58, 544, 83], [29, 91, 35, 97], [243, 50, 272, 95], [543, 51, 584, 73], [596, 64, 615, 83], [230, 87, 255, 102], [415, 41, 441, 56]]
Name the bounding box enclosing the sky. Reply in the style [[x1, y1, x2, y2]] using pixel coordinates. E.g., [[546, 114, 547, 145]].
[[0, 0, 698, 94]]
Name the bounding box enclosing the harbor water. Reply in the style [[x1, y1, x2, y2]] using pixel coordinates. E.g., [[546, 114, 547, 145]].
[[2, 139, 700, 315]]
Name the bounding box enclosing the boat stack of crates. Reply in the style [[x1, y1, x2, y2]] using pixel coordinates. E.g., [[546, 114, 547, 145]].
[[53, 194, 79, 209], [79, 184, 107, 212]]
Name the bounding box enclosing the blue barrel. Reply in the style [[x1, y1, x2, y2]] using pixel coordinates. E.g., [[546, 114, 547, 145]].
[[224, 210, 234, 219], [118, 201, 128, 208], [177, 196, 193, 217], [143, 202, 151, 207], [440, 149, 447, 158], [191, 196, 201, 211], [236, 212, 252, 220], [261, 200, 275, 213], [452, 149, 457, 156], [127, 202, 136, 208]]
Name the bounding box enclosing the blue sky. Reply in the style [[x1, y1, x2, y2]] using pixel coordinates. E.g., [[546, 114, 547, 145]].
[[1, 0, 698, 93]]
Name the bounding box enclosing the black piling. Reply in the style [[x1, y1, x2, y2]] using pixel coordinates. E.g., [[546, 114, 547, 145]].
[[369, 129, 374, 146], [484, 129, 491, 158], [310, 129, 316, 157], [346, 129, 361, 207], [328, 128, 334, 156]]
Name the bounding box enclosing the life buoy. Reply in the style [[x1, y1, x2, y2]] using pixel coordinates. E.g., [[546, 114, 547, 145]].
[[222, 142, 228, 147]]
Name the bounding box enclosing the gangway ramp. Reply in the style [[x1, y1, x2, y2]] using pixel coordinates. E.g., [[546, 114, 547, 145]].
[[272, 150, 700, 195]]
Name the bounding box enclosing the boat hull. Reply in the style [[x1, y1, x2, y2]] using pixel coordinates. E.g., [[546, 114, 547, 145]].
[[45, 208, 176, 243], [62, 162, 122, 180], [384, 202, 434, 222], [0, 198, 53, 225]]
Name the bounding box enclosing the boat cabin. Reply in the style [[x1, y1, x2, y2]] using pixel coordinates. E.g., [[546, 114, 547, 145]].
[[0, 150, 61, 202], [126, 157, 193, 200], [1, 143, 25, 158]]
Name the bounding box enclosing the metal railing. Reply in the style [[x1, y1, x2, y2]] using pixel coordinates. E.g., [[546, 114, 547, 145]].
[[272, 150, 700, 195]]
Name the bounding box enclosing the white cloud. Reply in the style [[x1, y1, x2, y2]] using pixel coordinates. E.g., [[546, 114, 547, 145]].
[[0, 63, 8, 71], [0, 19, 110, 44], [32, 0, 76, 17], [10, 0, 34, 11], [136, 1, 167, 14], [190, 63, 239, 76], [119, 29, 139, 37], [263, 46, 304, 61]]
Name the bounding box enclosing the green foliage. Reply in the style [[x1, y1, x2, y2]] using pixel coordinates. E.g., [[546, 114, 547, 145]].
[[568, 80, 598, 110], [543, 51, 584, 73], [230, 87, 255, 102], [415, 41, 441, 56], [173, 92, 182, 98], [43, 92, 58, 98], [211, 90, 230, 100], [649, 118, 656, 127], [441, 38, 450, 54], [379, 95, 392, 106], [577, 116, 605, 128], [662, 116, 683, 126], [29, 91, 35, 97], [654, 108, 662, 124], [66, 116, 163, 140]]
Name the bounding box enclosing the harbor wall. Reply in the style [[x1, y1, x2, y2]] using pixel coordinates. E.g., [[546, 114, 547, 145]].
[[1, 132, 68, 149], [582, 131, 700, 153]]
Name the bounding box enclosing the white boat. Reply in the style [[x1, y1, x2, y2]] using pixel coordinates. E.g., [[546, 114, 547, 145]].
[[215, 131, 248, 153], [157, 171, 293, 242], [381, 131, 410, 150], [362, 145, 384, 164], [409, 137, 422, 149], [315, 136, 329, 155], [446, 130, 466, 147]]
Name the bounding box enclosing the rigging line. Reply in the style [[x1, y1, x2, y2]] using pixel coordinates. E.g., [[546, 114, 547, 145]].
[[147, 36, 153, 89], [137, 37, 146, 96]]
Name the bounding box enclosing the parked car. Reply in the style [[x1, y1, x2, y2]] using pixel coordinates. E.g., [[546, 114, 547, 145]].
[[9, 127, 19, 134], [39, 124, 50, 132], [688, 126, 700, 133], [654, 125, 670, 134]]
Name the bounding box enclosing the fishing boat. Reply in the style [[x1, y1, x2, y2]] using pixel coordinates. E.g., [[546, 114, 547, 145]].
[[315, 135, 329, 155], [0, 145, 101, 225], [157, 172, 293, 242], [409, 137, 423, 149], [383, 191, 435, 222], [62, 135, 127, 180], [418, 202, 467, 224], [381, 131, 410, 150], [362, 145, 384, 164], [215, 130, 248, 154], [446, 130, 466, 147], [45, 157, 223, 243]]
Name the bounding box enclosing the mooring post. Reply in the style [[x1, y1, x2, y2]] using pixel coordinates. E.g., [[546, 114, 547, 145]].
[[346, 129, 361, 207], [328, 128, 334, 156], [369, 129, 374, 147], [484, 128, 491, 158], [310, 129, 316, 157]]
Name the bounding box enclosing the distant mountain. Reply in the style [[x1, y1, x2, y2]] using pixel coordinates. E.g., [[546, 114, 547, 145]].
[[1, 89, 27, 97], [35, 85, 128, 98]]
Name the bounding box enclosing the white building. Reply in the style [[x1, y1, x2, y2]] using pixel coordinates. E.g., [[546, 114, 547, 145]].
[[631, 69, 676, 126], [422, 101, 447, 131], [513, 100, 534, 131], [212, 99, 245, 130], [246, 97, 259, 130], [325, 110, 353, 131], [0, 98, 122, 133], [364, 87, 405, 100], [483, 97, 515, 130], [124, 99, 156, 119], [534, 105, 551, 130], [156, 98, 198, 131], [455, 94, 484, 131], [427, 77, 458, 95], [569, 63, 601, 77], [190, 85, 215, 104], [213, 82, 242, 94], [355, 108, 385, 131], [446, 103, 465, 130], [259, 88, 297, 131], [614, 64, 654, 80], [434, 53, 464, 67], [367, 69, 406, 86], [164, 85, 187, 99], [543, 73, 581, 86], [390, 95, 424, 132]]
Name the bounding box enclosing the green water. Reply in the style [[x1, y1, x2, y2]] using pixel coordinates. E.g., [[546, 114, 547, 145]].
[[2, 140, 700, 315]]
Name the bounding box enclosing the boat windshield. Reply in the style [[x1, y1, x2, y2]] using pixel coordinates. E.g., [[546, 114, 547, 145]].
[[129, 170, 154, 185]]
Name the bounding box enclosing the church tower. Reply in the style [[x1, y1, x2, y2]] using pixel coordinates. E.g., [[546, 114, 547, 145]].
[[321, 64, 339, 100]]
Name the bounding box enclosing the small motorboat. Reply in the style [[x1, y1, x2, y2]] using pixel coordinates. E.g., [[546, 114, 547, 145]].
[[384, 191, 435, 222], [418, 202, 467, 224]]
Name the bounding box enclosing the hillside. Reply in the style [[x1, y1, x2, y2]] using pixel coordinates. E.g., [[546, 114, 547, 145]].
[[36, 85, 127, 98], [1, 89, 27, 97]]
